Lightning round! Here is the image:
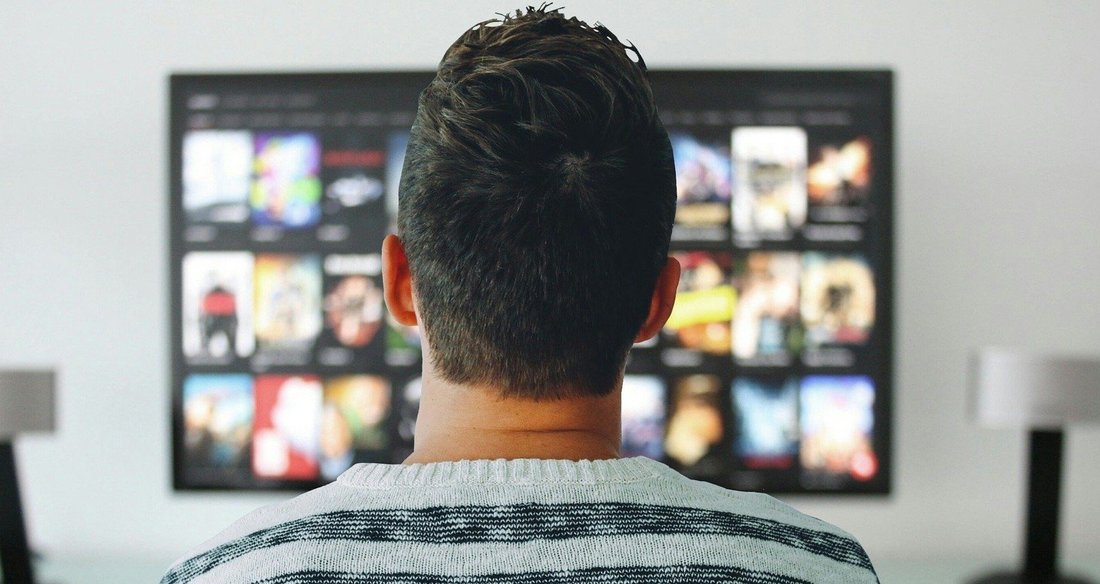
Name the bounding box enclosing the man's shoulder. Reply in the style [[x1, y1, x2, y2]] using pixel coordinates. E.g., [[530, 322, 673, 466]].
[[651, 469, 859, 535], [160, 480, 350, 584], [628, 469, 878, 578]]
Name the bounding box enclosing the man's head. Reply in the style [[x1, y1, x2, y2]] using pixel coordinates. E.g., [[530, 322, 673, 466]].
[[388, 6, 677, 400]]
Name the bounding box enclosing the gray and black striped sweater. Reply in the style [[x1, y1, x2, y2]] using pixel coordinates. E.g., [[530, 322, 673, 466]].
[[163, 457, 878, 583]]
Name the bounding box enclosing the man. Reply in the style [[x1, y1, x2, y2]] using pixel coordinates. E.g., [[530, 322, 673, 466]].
[[163, 7, 878, 583]]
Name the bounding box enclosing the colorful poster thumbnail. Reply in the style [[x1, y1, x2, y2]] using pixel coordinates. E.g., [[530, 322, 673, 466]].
[[808, 136, 873, 208], [665, 375, 724, 471], [254, 254, 323, 351], [321, 136, 385, 217], [621, 375, 666, 459], [323, 254, 385, 349], [182, 252, 255, 361], [252, 375, 323, 480], [663, 251, 734, 355], [732, 377, 799, 469], [800, 253, 875, 347], [396, 377, 423, 447], [799, 375, 877, 482], [672, 133, 731, 227], [386, 317, 422, 366], [183, 375, 253, 472], [250, 132, 323, 228], [183, 130, 253, 223], [732, 252, 802, 362], [732, 127, 807, 240], [321, 375, 392, 480], [385, 131, 410, 231]]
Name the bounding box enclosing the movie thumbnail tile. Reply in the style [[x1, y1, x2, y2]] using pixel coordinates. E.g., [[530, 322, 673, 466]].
[[320, 375, 392, 480], [731, 127, 808, 240], [800, 253, 875, 347], [386, 313, 422, 367], [183, 130, 252, 223], [182, 252, 255, 362], [319, 133, 388, 242], [621, 375, 666, 460], [732, 377, 799, 470], [323, 172, 383, 214], [254, 254, 323, 352], [321, 140, 384, 211], [252, 375, 323, 481], [732, 252, 802, 363], [799, 375, 877, 482], [396, 377, 422, 447], [665, 375, 725, 473], [182, 374, 254, 471], [671, 132, 732, 227], [385, 131, 410, 234], [662, 251, 734, 356], [250, 133, 322, 228], [322, 254, 385, 350], [808, 136, 873, 209]]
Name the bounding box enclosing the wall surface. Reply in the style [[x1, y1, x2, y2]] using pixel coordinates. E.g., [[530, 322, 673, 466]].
[[1, 0, 1098, 564]]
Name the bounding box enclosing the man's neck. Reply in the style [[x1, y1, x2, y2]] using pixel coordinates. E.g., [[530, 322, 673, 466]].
[[403, 372, 622, 464]]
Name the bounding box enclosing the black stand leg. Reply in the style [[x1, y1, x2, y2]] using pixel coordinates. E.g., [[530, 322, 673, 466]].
[[970, 430, 1094, 584], [0, 441, 36, 584], [1025, 430, 1062, 579]]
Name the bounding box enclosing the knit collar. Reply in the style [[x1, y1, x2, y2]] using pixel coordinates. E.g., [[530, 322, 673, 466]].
[[337, 456, 670, 489]]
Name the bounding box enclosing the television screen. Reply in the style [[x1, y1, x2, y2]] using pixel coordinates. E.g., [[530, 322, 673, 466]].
[[171, 71, 893, 493]]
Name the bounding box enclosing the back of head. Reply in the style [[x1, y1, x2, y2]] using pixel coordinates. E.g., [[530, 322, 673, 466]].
[[398, 6, 675, 400]]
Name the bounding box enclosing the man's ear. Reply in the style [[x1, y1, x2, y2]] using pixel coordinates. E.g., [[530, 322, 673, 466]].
[[382, 234, 418, 326], [634, 256, 680, 343]]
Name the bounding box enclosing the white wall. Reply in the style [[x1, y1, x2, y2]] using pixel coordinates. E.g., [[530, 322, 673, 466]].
[[2, 0, 1097, 563]]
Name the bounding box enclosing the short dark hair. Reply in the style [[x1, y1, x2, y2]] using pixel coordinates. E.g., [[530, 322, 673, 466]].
[[397, 6, 675, 399]]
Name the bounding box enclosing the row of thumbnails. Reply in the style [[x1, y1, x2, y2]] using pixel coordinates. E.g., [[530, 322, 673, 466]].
[[180, 128, 878, 246], [180, 373, 879, 487], [181, 249, 876, 370]]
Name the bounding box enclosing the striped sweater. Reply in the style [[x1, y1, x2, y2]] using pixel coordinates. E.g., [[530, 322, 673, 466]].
[[162, 457, 878, 583]]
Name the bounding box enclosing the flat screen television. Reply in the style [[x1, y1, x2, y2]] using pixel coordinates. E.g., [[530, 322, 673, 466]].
[[170, 70, 893, 494]]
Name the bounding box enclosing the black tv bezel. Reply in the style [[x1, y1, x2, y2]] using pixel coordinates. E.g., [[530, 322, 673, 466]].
[[168, 69, 894, 495]]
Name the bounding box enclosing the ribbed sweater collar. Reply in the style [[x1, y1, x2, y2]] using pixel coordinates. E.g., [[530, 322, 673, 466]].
[[337, 457, 669, 489]]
